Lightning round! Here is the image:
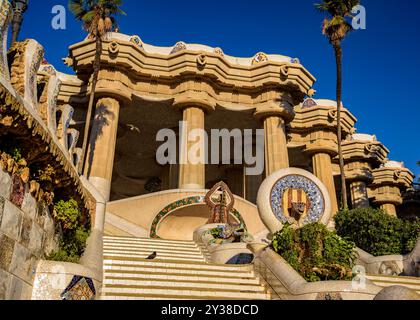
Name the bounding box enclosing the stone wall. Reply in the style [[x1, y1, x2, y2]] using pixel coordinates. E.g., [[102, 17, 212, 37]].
[[0, 168, 58, 300]]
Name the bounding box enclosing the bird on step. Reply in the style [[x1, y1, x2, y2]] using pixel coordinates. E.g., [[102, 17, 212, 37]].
[[146, 252, 157, 260]]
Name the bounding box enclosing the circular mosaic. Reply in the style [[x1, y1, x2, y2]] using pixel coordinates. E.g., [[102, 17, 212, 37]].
[[257, 168, 332, 233], [271, 174, 325, 225]]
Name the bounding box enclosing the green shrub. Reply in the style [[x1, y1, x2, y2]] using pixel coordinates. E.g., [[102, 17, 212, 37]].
[[335, 208, 420, 257], [272, 223, 356, 282], [48, 199, 90, 263], [53, 199, 80, 231]]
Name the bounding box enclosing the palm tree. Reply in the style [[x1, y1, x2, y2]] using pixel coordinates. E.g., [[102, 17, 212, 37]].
[[315, 0, 360, 210], [69, 0, 125, 175]]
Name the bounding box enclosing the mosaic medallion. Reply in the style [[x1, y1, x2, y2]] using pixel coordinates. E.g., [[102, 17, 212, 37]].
[[60, 276, 96, 301], [271, 174, 325, 226], [257, 168, 332, 233]]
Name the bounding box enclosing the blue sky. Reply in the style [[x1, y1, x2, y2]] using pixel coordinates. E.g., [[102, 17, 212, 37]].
[[13, 0, 420, 179]]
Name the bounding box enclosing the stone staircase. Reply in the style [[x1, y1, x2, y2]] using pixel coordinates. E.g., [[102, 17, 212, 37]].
[[367, 274, 420, 295], [101, 236, 271, 300]]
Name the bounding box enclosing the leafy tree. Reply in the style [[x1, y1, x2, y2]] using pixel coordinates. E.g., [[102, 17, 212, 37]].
[[315, 0, 360, 209], [68, 0, 125, 174], [335, 208, 420, 256]]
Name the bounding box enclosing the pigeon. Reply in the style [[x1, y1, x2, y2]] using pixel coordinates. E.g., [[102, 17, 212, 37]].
[[126, 124, 141, 134], [146, 252, 157, 260]]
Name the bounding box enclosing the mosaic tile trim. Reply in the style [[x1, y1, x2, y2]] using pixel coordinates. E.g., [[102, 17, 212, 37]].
[[316, 292, 343, 300], [170, 41, 187, 55], [60, 275, 96, 301], [214, 47, 224, 56], [302, 98, 318, 109], [252, 52, 268, 65], [270, 174, 325, 226], [0, 0, 11, 78], [129, 35, 143, 49], [150, 196, 247, 238]]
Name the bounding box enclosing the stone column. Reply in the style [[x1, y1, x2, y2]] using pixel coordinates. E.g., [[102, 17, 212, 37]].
[[312, 152, 339, 214], [349, 181, 370, 208], [84, 97, 120, 201], [371, 185, 402, 217], [381, 203, 397, 216], [179, 107, 206, 190], [263, 116, 289, 176]]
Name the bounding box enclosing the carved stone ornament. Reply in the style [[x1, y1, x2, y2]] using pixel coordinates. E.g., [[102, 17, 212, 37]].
[[205, 181, 235, 225], [280, 64, 289, 77], [109, 41, 119, 55], [197, 54, 207, 67]]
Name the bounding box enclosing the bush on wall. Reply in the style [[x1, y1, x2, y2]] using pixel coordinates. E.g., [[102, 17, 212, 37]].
[[335, 208, 420, 257], [48, 199, 90, 263], [272, 223, 356, 282]]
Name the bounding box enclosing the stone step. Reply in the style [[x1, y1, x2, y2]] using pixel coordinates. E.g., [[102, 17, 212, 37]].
[[366, 275, 420, 293], [103, 246, 203, 256], [103, 243, 202, 254], [366, 275, 420, 283], [104, 236, 196, 246], [101, 236, 269, 300], [104, 253, 206, 262], [103, 258, 254, 272], [102, 286, 270, 300], [103, 271, 262, 285], [103, 278, 265, 292], [103, 239, 200, 249], [103, 248, 204, 258], [100, 293, 262, 301], [103, 264, 256, 279]]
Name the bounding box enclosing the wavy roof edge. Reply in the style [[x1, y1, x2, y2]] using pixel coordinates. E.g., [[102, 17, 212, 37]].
[[78, 32, 300, 67]]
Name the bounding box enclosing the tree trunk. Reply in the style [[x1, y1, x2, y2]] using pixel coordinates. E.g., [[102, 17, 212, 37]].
[[333, 42, 348, 210], [78, 34, 103, 176]]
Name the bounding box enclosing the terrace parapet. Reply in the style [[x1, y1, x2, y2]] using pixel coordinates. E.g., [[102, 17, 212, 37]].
[[66, 33, 316, 114]]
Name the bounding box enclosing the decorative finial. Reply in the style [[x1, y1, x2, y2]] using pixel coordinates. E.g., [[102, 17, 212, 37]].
[[11, 0, 29, 45]]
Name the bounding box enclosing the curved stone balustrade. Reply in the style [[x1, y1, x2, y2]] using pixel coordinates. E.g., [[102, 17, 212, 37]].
[[0, 0, 11, 80], [1, 37, 84, 169]]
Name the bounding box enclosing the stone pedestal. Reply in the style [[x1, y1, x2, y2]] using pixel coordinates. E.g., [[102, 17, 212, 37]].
[[84, 97, 120, 201], [179, 106, 206, 190], [263, 117, 289, 176]]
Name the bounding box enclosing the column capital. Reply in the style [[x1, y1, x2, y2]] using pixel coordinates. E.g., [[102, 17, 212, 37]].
[[254, 100, 295, 123], [345, 168, 374, 183], [173, 96, 216, 113], [371, 185, 403, 207], [304, 141, 338, 157]]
